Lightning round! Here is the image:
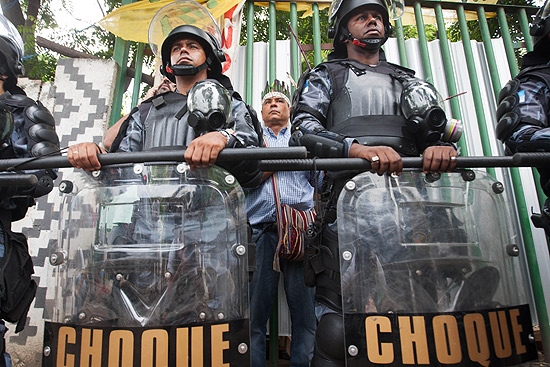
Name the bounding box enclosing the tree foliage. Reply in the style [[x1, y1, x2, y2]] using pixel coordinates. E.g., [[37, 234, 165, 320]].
[[0, 0, 153, 82]]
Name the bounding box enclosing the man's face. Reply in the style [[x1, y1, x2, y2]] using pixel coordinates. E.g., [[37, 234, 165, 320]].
[[170, 36, 207, 68], [261, 97, 290, 125], [345, 5, 385, 40], [158, 77, 175, 93]]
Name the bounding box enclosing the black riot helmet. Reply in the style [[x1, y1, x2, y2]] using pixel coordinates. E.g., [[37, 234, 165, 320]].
[[328, 0, 403, 55], [149, 0, 226, 83], [0, 15, 24, 91], [530, 0, 550, 49]]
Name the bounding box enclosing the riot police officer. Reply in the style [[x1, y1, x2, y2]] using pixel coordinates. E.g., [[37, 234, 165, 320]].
[[496, 0, 550, 235], [0, 14, 59, 366], [68, 0, 261, 188], [290, 0, 457, 364]]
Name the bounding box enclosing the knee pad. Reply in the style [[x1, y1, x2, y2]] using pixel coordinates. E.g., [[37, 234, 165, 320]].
[[315, 313, 346, 364]]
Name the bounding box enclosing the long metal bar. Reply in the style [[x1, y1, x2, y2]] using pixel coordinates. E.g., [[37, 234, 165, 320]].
[[498, 7, 520, 77], [246, 0, 255, 104], [457, 5, 495, 177], [414, 2, 433, 84], [434, 3, 468, 156], [313, 3, 322, 66], [259, 154, 550, 171], [0, 148, 308, 171], [9, 152, 550, 172], [131, 43, 145, 109], [394, 17, 408, 68]]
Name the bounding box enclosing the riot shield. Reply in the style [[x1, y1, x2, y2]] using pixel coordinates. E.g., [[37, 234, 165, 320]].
[[43, 163, 250, 366], [338, 170, 537, 367]]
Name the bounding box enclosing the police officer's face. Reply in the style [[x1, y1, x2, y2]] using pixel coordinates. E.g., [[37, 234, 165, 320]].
[[261, 97, 290, 125], [346, 5, 385, 39], [170, 36, 207, 68]]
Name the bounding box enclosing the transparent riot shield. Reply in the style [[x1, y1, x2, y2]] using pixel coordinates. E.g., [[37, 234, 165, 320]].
[[43, 163, 250, 366], [338, 170, 537, 367]]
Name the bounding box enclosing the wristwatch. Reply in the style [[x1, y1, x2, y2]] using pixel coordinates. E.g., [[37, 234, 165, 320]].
[[219, 130, 231, 145]]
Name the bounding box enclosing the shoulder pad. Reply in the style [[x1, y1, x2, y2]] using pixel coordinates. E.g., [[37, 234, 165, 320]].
[[231, 90, 243, 101], [515, 65, 550, 89], [383, 61, 416, 76], [1, 93, 36, 109]]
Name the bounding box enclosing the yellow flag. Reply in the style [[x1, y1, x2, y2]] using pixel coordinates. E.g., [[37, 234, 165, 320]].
[[99, 0, 499, 42], [254, 0, 496, 23]]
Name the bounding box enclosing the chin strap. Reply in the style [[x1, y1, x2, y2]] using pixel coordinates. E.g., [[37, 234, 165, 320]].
[[347, 32, 387, 51], [166, 61, 209, 77]]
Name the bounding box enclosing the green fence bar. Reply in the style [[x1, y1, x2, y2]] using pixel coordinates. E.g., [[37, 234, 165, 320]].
[[131, 43, 144, 109], [511, 167, 550, 361], [434, 3, 468, 155], [519, 8, 534, 53], [457, 5, 495, 177], [109, 0, 134, 126], [269, 1, 277, 83], [268, 3, 278, 364], [498, 7, 520, 77], [413, 2, 433, 84], [245, 0, 254, 104], [394, 17, 408, 68], [290, 2, 300, 85], [313, 3, 322, 66], [109, 36, 130, 126], [477, 7, 503, 98]]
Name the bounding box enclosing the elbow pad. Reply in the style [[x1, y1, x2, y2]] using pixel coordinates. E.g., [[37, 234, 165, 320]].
[[289, 127, 345, 158], [25, 103, 60, 157]]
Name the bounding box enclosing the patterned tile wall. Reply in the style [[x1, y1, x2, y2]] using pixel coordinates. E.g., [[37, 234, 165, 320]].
[[6, 58, 117, 365]]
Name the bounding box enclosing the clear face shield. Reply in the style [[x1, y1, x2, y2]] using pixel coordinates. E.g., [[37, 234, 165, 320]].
[[385, 0, 404, 21], [148, 0, 222, 61], [538, 0, 550, 21], [0, 15, 24, 63]]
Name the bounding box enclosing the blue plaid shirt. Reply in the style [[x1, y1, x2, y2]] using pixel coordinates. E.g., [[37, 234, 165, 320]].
[[246, 125, 322, 225]]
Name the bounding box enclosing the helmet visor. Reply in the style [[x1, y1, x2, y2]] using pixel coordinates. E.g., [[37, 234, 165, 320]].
[[0, 15, 24, 61], [386, 0, 404, 20], [148, 0, 222, 59], [539, 0, 550, 20], [329, 0, 345, 24]]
